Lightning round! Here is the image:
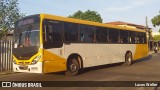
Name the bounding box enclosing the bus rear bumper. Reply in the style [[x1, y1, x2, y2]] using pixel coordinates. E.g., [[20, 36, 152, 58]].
[[13, 62, 43, 73]]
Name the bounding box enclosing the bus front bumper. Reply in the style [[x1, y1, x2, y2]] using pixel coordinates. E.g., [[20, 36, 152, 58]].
[[13, 62, 43, 73]]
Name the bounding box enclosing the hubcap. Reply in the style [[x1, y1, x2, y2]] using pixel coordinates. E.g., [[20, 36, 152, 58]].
[[128, 56, 131, 62], [127, 54, 132, 65], [70, 63, 77, 72]]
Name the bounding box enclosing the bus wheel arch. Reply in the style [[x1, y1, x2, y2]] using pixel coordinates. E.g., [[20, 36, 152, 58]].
[[65, 53, 83, 76], [124, 51, 133, 65]]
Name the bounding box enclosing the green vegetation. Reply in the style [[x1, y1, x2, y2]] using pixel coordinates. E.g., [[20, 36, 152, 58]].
[[0, 0, 24, 39], [151, 11, 160, 33], [153, 35, 160, 42], [69, 10, 103, 23]]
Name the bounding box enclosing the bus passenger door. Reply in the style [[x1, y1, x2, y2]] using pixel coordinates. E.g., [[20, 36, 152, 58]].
[[43, 20, 66, 73]]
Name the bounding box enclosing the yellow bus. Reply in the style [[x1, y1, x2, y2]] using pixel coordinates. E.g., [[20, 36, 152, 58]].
[[13, 14, 148, 76]]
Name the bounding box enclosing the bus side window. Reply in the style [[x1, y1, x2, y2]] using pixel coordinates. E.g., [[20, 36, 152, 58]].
[[96, 27, 108, 43], [143, 33, 147, 44], [48, 22, 54, 42], [129, 31, 136, 43], [137, 32, 145, 44], [80, 33, 84, 42], [80, 25, 96, 43], [43, 19, 63, 49], [120, 30, 129, 43], [64, 22, 78, 42], [109, 29, 119, 43], [42, 20, 48, 42], [136, 37, 140, 43]]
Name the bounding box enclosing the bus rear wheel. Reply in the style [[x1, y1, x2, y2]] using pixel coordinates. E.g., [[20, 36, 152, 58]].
[[124, 52, 132, 65], [65, 58, 80, 76]]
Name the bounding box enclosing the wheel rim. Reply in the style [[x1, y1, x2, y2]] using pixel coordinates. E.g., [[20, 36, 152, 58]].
[[128, 56, 131, 62], [70, 63, 77, 72], [127, 53, 132, 64]]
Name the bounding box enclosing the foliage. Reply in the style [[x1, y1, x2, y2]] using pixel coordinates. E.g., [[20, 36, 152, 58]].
[[151, 12, 160, 32], [153, 35, 160, 41], [69, 10, 102, 23], [0, 0, 24, 39]]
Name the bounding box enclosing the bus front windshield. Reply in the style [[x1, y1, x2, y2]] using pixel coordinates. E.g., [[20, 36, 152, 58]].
[[13, 23, 40, 60], [14, 24, 40, 48], [19, 30, 39, 47]]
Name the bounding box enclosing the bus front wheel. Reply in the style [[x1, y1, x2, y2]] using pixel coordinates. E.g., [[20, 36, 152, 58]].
[[65, 58, 80, 76], [124, 52, 132, 65]]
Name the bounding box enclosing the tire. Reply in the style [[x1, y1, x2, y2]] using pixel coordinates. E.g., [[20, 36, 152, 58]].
[[124, 52, 132, 65], [65, 58, 80, 76]]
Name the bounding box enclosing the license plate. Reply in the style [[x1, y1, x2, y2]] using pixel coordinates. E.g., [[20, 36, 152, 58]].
[[19, 65, 28, 70]]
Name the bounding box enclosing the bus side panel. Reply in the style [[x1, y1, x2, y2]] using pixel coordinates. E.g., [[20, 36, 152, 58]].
[[43, 49, 66, 73], [64, 44, 137, 68], [96, 44, 136, 65], [133, 44, 148, 60]]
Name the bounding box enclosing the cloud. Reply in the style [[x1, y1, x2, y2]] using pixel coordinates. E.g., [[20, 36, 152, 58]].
[[103, 0, 154, 12]]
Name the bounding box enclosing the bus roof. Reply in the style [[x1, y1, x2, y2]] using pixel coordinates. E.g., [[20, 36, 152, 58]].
[[40, 13, 146, 33]]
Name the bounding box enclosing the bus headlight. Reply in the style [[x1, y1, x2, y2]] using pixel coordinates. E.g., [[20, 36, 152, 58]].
[[31, 55, 41, 64]]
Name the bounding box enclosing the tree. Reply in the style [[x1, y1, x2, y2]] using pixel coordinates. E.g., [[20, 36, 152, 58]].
[[69, 10, 103, 23], [151, 11, 160, 33], [153, 35, 160, 42], [0, 0, 24, 40], [68, 10, 83, 20]]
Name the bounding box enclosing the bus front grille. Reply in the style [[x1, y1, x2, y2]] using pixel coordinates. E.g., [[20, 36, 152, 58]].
[[18, 62, 31, 65], [17, 56, 31, 60]]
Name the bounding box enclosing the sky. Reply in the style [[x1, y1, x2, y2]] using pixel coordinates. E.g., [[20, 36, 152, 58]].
[[18, 0, 160, 32]]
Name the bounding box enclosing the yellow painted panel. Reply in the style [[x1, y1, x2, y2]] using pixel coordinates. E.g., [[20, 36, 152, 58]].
[[133, 44, 148, 60], [39, 14, 43, 45], [43, 49, 67, 73]]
